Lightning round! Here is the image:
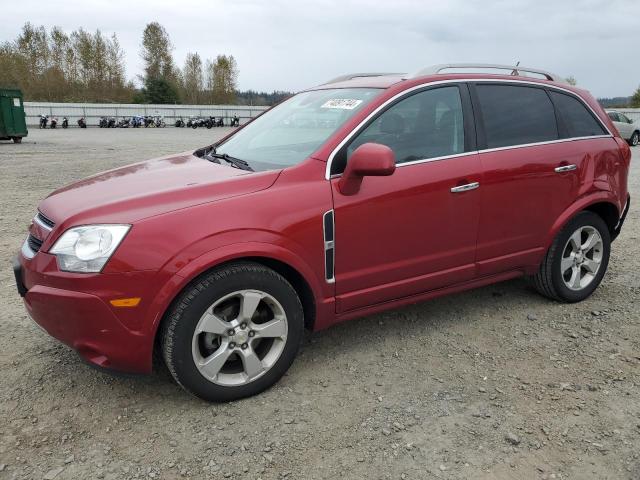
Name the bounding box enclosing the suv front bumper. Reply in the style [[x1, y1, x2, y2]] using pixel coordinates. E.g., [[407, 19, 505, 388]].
[[13, 252, 157, 373]]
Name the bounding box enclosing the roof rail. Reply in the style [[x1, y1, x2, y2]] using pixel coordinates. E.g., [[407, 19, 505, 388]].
[[411, 63, 563, 83], [323, 72, 405, 85]]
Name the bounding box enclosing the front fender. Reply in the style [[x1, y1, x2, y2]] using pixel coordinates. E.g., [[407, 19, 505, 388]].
[[144, 239, 330, 348]]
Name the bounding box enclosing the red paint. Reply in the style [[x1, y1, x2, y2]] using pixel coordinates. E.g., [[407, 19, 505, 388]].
[[17, 73, 630, 373]]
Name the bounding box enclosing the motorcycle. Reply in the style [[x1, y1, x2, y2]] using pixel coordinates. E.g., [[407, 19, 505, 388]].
[[204, 117, 214, 129], [77, 117, 87, 128], [154, 116, 166, 128], [230, 115, 240, 127], [50, 117, 58, 129], [39, 115, 48, 129], [144, 116, 154, 128], [117, 117, 131, 128], [99, 116, 108, 128], [186, 117, 197, 128], [175, 117, 185, 128], [215, 117, 225, 127], [62, 117, 69, 129]]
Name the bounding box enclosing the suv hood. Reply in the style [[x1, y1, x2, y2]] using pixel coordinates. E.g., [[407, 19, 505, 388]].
[[39, 152, 280, 226]]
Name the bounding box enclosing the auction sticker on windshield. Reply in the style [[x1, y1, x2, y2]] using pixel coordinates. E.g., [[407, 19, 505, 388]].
[[321, 99, 363, 110]]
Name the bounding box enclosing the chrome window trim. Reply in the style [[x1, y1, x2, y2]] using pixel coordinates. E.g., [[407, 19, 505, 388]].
[[322, 210, 335, 284], [325, 78, 613, 180], [33, 214, 53, 232], [21, 237, 35, 259], [395, 150, 479, 168]]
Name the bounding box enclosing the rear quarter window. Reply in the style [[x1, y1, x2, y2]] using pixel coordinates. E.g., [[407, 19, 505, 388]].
[[550, 91, 608, 138], [476, 84, 558, 149]]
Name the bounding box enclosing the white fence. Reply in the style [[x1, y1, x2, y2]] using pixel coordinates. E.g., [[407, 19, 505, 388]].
[[24, 102, 270, 127], [22, 102, 640, 128]]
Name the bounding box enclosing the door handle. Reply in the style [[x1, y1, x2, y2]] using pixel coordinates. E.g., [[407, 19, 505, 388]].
[[450, 182, 480, 193], [554, 164, 577, 173]]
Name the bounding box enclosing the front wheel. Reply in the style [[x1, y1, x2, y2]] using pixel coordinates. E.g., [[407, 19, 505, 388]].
[[630, 131, 639, 147], [161, 262, 304, 402], [532, 211, 610, 302]]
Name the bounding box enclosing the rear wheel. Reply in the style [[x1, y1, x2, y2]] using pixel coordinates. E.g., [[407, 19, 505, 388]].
[[532, 211, 610, 302], [161, 262, 304, 402], [630, 131, 639, 147], [12, 137, 22, 144]]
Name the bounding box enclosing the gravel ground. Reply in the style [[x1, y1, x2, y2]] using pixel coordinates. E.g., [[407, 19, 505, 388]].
[[0, 129, 638, 480]]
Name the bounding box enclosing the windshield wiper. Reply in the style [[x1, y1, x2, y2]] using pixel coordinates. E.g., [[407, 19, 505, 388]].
[[204, 148, 254, 171]]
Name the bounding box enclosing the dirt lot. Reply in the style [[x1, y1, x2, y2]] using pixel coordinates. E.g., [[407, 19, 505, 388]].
[[0, 129, 638, 480]]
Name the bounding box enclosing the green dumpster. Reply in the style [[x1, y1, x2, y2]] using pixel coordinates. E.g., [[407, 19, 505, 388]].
[[0, 89, 28, 143]]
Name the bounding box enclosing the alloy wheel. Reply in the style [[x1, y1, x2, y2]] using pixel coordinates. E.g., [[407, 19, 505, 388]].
[[560, 226, 603, 291], [191, 290, 288, 386]]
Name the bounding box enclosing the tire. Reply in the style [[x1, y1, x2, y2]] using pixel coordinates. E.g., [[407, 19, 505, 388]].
[[532, 211, 610, 303], [630, 131, 639, 147], [161, 261, 304, 402], [12, 137, 22, 144]]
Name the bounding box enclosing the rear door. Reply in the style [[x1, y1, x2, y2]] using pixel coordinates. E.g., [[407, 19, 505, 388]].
[[471, 83, 611, 276]]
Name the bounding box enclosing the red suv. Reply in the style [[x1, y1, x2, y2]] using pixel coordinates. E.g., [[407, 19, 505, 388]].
[[14, 64, 631, 402]]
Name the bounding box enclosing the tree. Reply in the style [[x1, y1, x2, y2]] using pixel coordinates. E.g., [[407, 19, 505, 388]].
[[140, 22, 180, 103], [208, 54, 238, 104], [631, 86, 640, 108], [182, 52, 203, 104], [141, 22, 175, 81], [565, 76, 577, 86], [141, 77, 179, 104], [1, 23, 133, 102]]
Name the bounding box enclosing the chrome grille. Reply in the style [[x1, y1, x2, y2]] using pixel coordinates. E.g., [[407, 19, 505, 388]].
[[36, 212, 55, 228], [35, 211, 55, 230], [27, 234, 43, 253]]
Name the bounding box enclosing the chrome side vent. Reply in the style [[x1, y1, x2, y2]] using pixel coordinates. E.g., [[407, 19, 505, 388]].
[[323, 210, 335, 283]]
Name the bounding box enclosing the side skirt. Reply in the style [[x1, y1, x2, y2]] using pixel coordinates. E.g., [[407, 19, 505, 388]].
[[331, 269, 524, 325]]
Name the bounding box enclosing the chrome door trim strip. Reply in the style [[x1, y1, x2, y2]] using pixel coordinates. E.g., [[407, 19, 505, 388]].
[[325, 78, 613, 180]]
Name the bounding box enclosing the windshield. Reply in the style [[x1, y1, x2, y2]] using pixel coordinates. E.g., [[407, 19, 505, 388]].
[[215, 88, 381, 171]]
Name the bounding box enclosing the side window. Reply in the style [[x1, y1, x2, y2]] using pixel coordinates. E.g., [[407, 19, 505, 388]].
[[607, 112, 620, 122], [335, 86, 464, 172], [476, 84, 558, 149], [619, 113, 631, 124], [550, 91, 607, 137]]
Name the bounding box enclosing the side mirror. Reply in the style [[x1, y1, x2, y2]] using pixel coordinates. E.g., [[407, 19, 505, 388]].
[[337, 143, 396, 195]]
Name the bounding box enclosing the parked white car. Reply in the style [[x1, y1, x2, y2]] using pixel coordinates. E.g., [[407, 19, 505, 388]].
[[606, 110, 639, 146]]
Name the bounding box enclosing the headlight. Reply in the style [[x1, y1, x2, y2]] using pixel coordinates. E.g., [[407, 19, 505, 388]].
[[49, 225, 130, 273]]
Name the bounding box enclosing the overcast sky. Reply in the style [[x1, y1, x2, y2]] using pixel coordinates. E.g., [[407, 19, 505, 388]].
[[2, 0, 639, 98]]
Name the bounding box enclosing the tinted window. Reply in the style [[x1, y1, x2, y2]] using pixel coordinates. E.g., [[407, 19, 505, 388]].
[[334, 86, 464, 173], [476, 85, 558, 148], [607, 112, 619, 122], [551, 92, 607, 137]]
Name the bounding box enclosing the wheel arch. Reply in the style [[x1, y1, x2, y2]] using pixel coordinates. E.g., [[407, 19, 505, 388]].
[[149, 244, 323, 367], [545, 193, 620, 252]]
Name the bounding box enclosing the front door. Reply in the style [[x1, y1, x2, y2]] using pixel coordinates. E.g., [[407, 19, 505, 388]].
[[330, 85, 482, 312]]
